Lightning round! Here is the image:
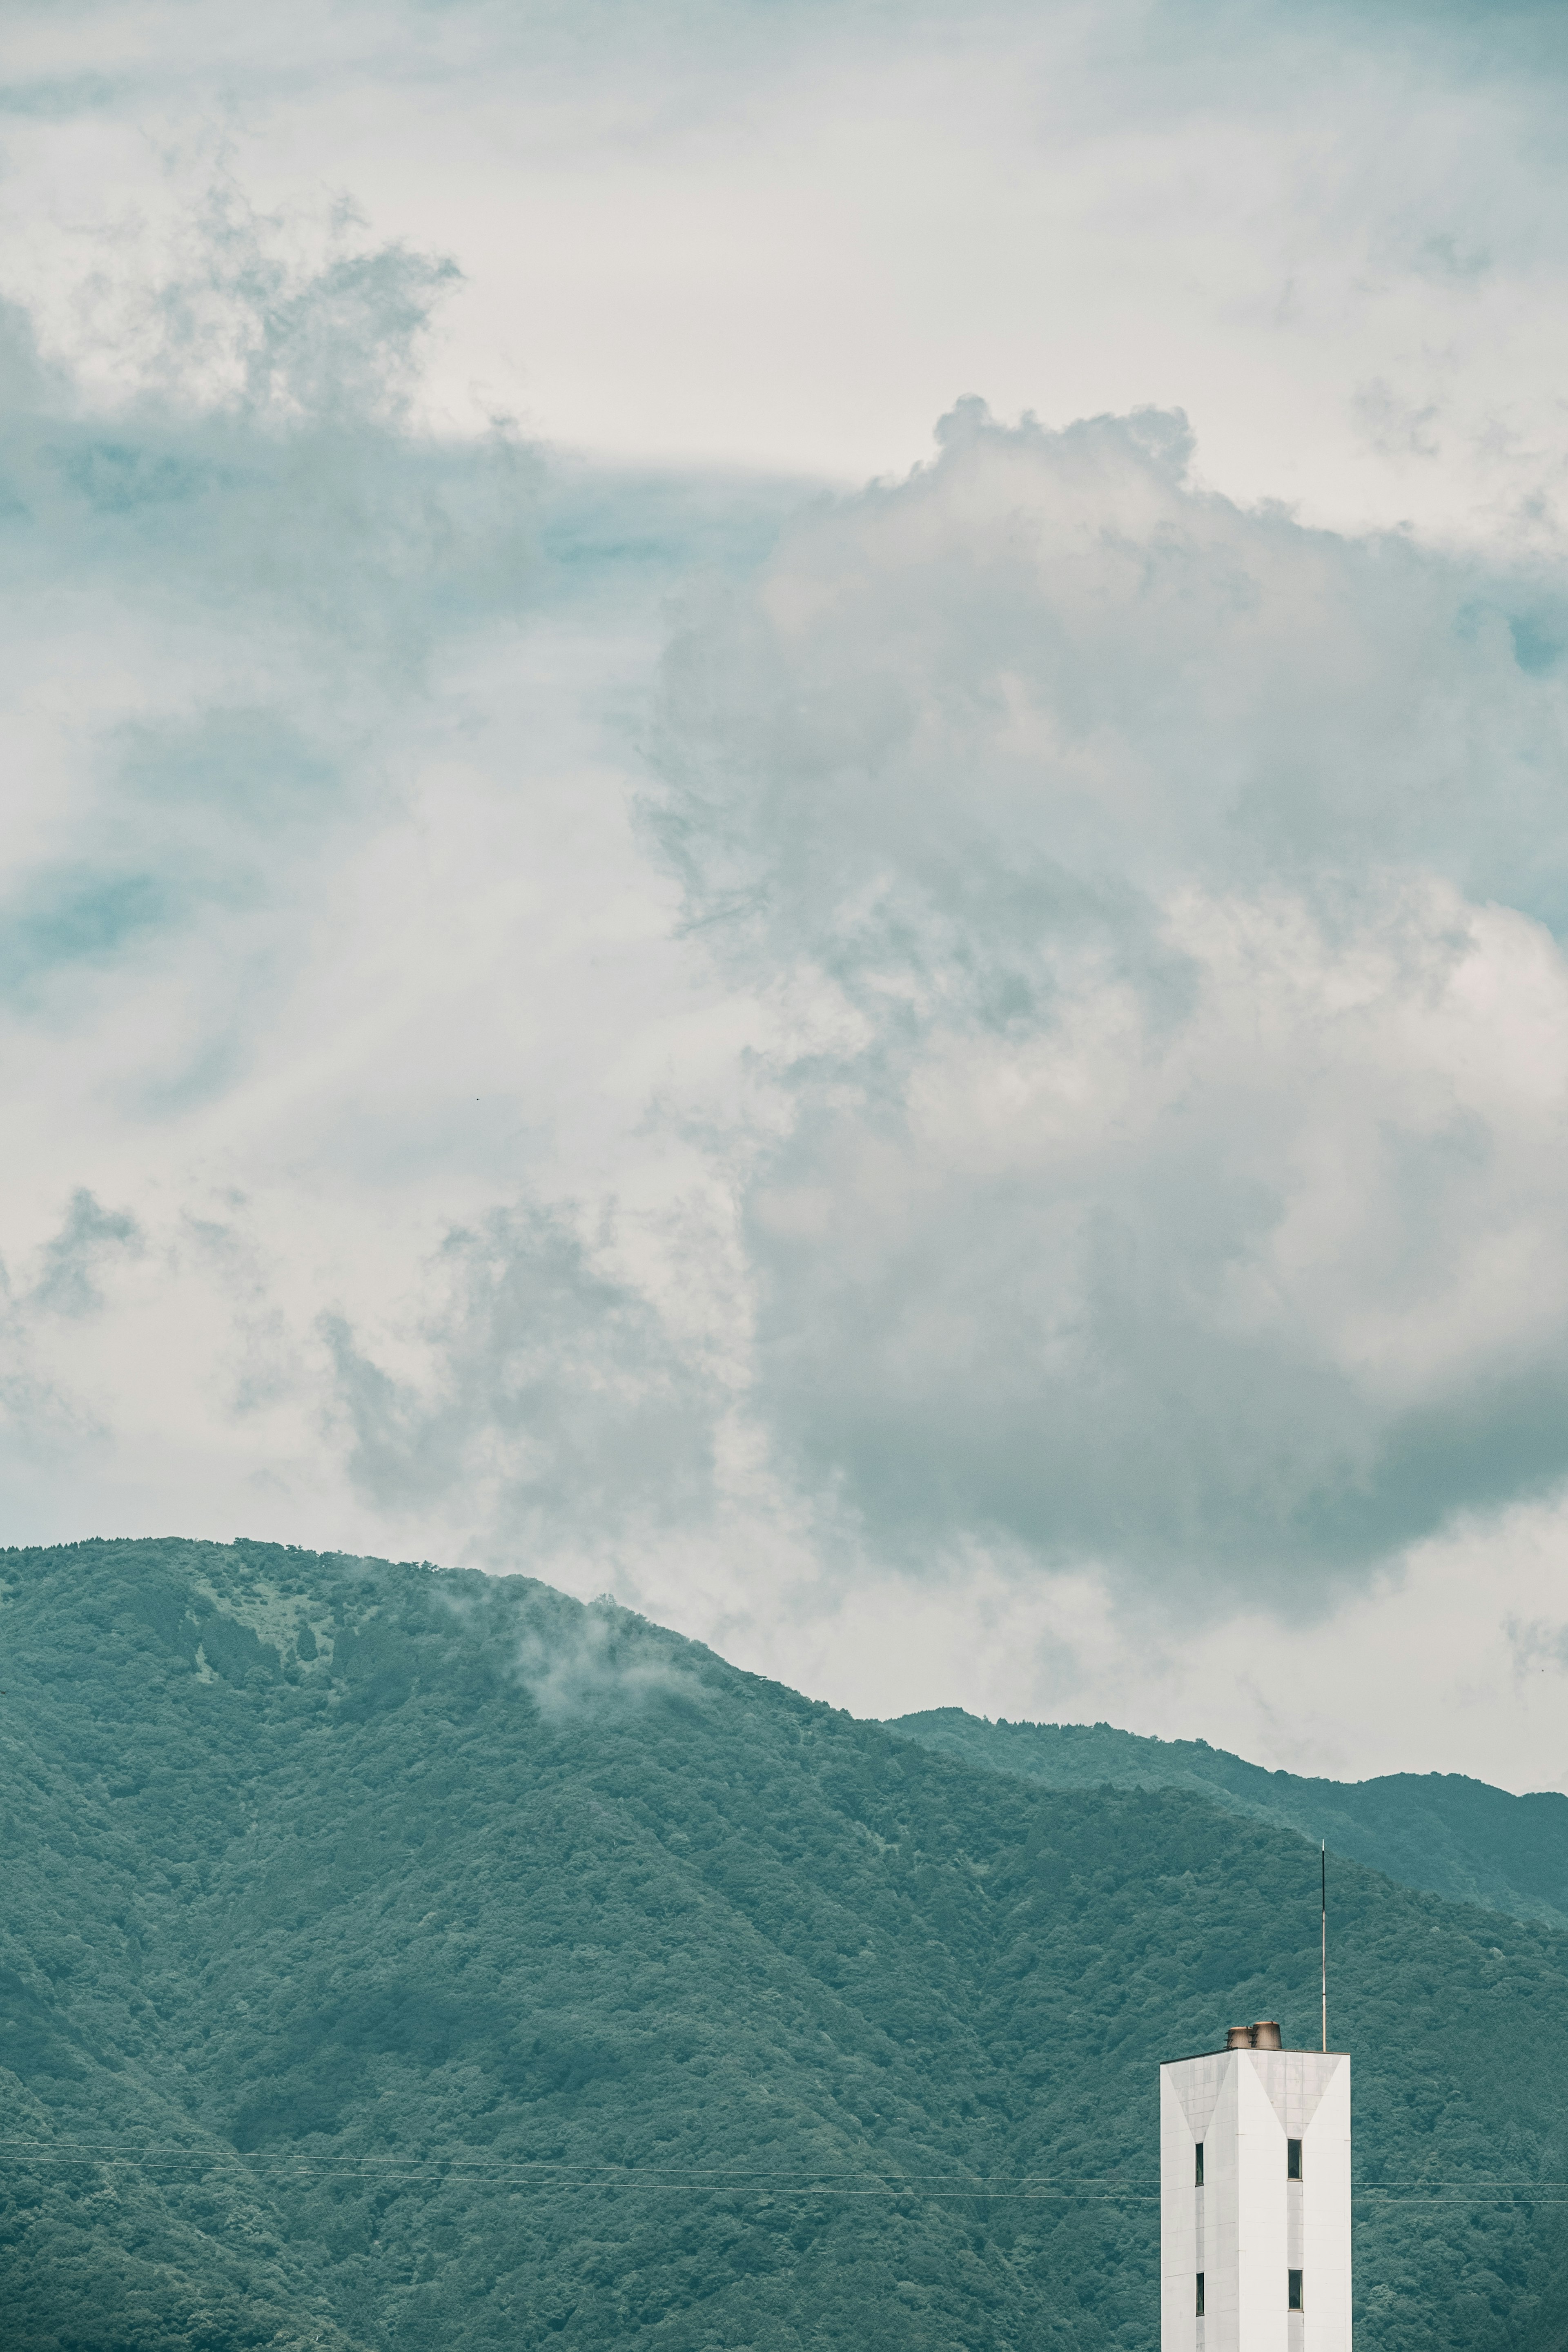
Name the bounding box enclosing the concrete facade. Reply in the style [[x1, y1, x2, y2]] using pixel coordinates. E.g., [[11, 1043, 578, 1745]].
[[1160, 2043, 1350, 2352]]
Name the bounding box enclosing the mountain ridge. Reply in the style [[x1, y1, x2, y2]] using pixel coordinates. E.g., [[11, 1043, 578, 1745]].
[[2, 1536, 1567, 2351], [888, 1708, 1568, 1930]]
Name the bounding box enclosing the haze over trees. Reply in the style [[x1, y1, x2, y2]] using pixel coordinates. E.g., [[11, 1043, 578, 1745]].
[[2, 1537, 1566, 2350]]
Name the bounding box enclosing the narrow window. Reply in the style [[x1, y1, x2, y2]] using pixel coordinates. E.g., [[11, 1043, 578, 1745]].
[[1195, 2143, 1205, 2187], [1288, 2271, 1304, 2311], [1196, 2274, 1205, 2318], [1287, 2138, 1302, 2180]]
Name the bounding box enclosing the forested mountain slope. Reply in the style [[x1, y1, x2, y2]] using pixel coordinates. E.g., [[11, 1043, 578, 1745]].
[[3, 1538, 1568, 2352], [890, 1710, 1568, 1931]]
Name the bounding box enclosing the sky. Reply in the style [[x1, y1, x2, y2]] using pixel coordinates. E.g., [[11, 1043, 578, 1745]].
[[6, 0, 1568, 1790]]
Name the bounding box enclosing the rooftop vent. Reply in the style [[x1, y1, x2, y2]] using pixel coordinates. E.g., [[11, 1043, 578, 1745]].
[[1225, 2020, 1284, 2050]]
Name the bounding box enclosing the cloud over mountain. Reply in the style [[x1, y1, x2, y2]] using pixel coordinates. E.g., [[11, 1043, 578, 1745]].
[[652, 400, 1568, 1595], [7, 0, 1568, 1773]]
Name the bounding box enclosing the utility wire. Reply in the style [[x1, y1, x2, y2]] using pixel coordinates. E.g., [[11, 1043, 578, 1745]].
[[2, 2143, 1567, 2204]]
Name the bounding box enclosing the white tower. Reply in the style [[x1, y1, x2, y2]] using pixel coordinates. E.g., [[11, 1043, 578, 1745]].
[[1160, 2021, 1350, 2352]]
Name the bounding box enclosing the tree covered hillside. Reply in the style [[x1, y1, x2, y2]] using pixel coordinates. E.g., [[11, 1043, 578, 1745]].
[[891, 1709, 1568, 1931], [2, 1539, 1568, 2352]]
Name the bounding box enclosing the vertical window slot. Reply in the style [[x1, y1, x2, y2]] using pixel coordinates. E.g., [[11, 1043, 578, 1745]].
[[1196, 2274, 1205, 2317], [1288, 2270, 1304, 2310], [1195, 2143, 1205, 2187], [1287, 2138, 1302, 2179]]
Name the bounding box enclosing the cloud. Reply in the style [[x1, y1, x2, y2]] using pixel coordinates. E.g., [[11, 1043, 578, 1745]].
[[321, 1202, 718, 1561], [0, 174, 530, 662], [512, 1590, 709, 1719], [33, 166, 459, 431], [160, 200, 459, 433], [650, 400, 1568, 1601], [0, 162, 802, 1597], [30, 1189, 143, 1318], [0, 867, 174, 1003], [6, 0, 1568, 1779], [656, 399, 1568, 952], [1506, 1612, 1568, 1684], [0, 1191, 140, 1503], [0, 187, 540, 1134], [1352, 379, 1442, 461], [0, 712, 346, 1012]]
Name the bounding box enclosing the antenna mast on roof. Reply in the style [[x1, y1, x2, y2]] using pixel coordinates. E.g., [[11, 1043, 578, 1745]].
[[1321, 1841, 1327, 2053]]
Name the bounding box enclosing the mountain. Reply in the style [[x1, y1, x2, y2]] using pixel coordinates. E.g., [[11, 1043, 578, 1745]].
[[889, 1710, 1568, 1931], [2, 1537, 1568, 2352]]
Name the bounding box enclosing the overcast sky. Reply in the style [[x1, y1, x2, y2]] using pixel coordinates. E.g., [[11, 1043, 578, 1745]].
[[7, 0, 1568, 1790]]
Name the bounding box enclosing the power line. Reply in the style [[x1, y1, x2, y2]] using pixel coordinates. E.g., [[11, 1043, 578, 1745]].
[[0, 2146, 1152, 2189], [2, 2144, 1567, 2204]]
